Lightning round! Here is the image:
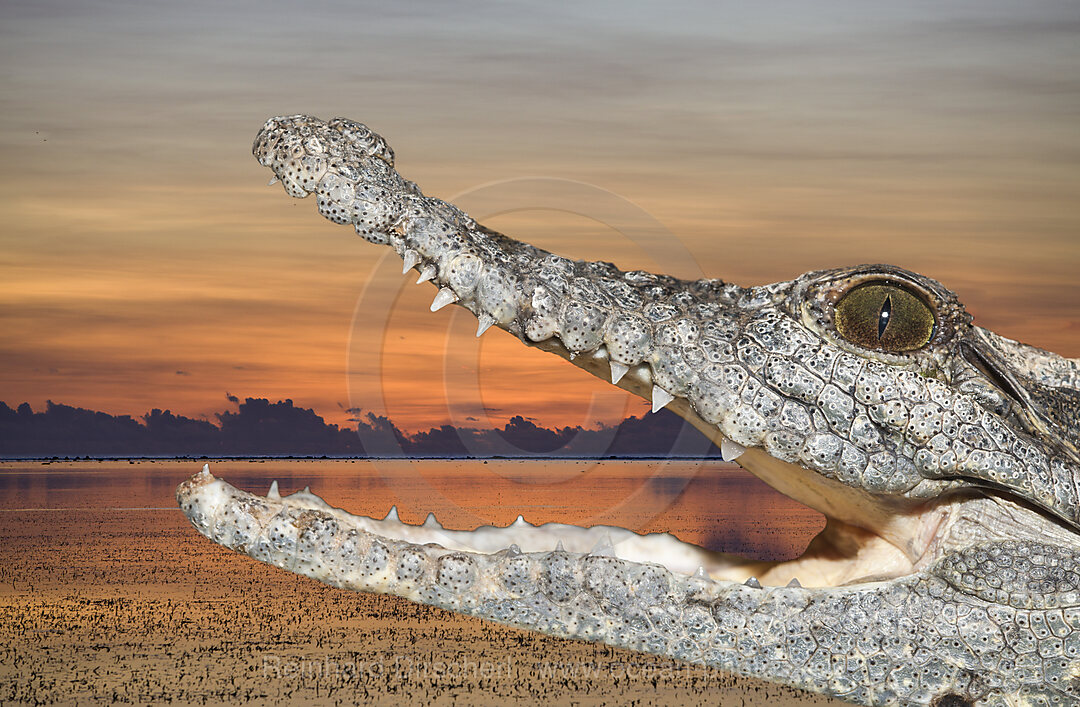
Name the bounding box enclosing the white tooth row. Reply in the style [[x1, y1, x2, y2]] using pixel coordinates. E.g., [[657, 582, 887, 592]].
[[393, 246, 748, 462], [249, 470, 810, 588], [260, 481, 796, 586]]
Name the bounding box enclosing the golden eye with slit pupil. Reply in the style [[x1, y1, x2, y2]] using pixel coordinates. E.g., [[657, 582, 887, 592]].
[[834, 284, 934, 352]]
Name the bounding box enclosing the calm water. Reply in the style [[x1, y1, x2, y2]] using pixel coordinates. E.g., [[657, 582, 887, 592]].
[[0, 459, 837, 706], [0, 458, 823, 560]]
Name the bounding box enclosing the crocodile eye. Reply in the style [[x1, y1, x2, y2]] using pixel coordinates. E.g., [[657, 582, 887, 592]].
[[834, 283, 934, 352]]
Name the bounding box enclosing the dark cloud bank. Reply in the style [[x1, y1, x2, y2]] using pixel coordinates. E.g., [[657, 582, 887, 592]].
[[0, 397, 722, 459]]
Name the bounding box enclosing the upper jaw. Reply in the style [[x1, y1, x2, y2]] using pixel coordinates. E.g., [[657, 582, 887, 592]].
[[249, 113, 1080, 575]]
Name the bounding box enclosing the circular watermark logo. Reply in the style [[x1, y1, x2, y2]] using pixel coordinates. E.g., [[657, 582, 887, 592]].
[[345, 178, 717, 530]]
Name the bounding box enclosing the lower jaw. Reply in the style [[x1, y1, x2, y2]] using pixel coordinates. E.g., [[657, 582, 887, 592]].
[[177, 463, 1023, 706]]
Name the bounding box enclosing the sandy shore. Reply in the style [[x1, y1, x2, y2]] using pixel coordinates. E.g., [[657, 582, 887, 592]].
[[0, 502, 842, 705]]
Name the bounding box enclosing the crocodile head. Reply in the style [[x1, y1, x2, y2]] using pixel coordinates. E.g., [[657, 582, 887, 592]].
[[177, 115, 1080, 705]]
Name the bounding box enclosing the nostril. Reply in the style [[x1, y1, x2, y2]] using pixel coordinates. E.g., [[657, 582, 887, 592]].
[[932, 694, 972, 707]]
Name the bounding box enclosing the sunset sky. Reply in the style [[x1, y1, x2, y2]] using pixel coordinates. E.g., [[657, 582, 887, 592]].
[[2, 0, 1078, 434]]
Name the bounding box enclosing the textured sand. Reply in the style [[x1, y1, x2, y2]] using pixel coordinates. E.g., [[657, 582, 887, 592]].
[[0, 507, 843, 705]]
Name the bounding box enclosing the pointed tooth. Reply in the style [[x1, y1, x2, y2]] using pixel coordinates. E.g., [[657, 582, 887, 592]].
[[610, 361, 630, 385], [384, 505, 399, 523], [430, 288, 457, 312], [423, 512, 441, 529], [476, 314, 495, 337], [401, 249, 420, 274], [511, 514, 530, 527], [787, 577, 802, 588], [721, 436, 747, 461], [416, 264, 436, 284], [267, 176, 279, 186], [302, 485, 311, 494], [651, 385, 675, 413], [694, 566, 709, 579], [266, 480, 281, 501], [507, 544, 522, 556], [555, 540, 566, 552], [200, 463, 211, 476], [589, 535, 615, 557], [744, 577, 762, 589]]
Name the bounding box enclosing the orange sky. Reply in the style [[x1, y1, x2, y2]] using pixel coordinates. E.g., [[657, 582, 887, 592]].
[[1, 2, 1078, 432]]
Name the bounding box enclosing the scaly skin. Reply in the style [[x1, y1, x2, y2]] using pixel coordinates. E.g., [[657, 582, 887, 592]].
[[177, 115, 1080, 706]]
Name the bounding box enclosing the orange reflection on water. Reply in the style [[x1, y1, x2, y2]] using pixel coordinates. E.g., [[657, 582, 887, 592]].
[[0, 459, 824, 561]]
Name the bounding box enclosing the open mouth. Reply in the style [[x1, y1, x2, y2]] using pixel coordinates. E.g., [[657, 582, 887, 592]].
[[176, 429, 957, 596], [175, 321, 966, 598]]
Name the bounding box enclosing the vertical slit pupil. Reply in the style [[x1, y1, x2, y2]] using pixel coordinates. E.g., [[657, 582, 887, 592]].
[[877, 294, 892, 339]]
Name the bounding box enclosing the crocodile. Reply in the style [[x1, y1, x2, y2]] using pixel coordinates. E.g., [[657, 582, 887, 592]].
[[176, 115, 1080, 706]]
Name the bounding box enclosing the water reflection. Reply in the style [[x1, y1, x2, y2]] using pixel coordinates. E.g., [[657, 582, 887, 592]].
[[0, 459, 824, 561]]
